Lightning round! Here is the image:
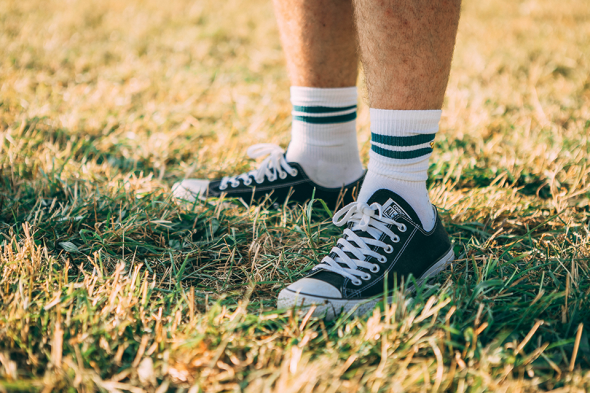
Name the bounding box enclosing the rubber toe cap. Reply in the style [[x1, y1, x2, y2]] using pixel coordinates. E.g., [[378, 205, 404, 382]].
[[172, 179, 210, 202], [286, 278, 341, 298]]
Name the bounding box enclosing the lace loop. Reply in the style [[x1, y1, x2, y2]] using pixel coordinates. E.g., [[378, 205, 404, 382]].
[[219, 143, 295, 190], [314, 200, 407, 283]]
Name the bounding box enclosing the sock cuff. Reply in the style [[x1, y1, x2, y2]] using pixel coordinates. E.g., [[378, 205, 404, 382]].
[[370, 109, 441, 135], [369, 109, 441, 161], [286, 86, 364, 187], [290, 86, 358, 107]]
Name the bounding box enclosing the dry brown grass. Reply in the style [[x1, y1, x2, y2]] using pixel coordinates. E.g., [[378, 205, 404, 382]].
[[1, 0, 590, 391]]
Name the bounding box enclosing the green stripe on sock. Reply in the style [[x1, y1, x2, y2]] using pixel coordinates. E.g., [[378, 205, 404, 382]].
[[293, 112, 357, 124], [371, 145, 433, 159], [292, 104, 357, 114], [371, 133, 435, 147]]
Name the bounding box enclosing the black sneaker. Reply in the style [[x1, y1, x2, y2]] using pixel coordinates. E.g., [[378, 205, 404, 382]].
[[277, 188, 454, 320], [173, 143, 365, 210]]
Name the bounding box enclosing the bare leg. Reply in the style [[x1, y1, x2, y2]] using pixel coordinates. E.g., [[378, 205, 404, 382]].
[[353, 0, 461, 109], [353, 0, 461, 229], [273, 0, 358, 87]]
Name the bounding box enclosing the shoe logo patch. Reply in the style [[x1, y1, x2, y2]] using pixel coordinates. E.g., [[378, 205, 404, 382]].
[[382, 199, 410, 220]]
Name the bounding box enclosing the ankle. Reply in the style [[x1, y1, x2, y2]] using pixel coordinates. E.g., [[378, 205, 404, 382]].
[[358, 109, 441, 230], [359, 171, 435, 231], [287, 148, 364, 188], [286, 86, 364, 188]]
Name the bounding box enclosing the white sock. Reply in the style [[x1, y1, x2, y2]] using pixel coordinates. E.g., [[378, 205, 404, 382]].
[[285, 87, 365, 188], [358, 109, 441, 231]]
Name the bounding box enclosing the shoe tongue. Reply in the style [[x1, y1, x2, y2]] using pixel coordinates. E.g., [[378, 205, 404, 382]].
[[366, 189, 423, 228]]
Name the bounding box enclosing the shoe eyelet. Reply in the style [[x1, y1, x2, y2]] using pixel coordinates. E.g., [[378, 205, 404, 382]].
[[384, 245, 394, 253], [243, 178, 252, 186], [269, 175, 277, 182], [290, 169, 298, 177], [399, 224, 407, 232], [392, 236, 400, 243], [231, 182, 240, 188], [370, 264, 380, 273], [362, 273, 371, 280], [352, 279, 362, 286], [219, 184, 227, 191], [255, 177, 264, 184], [378, 255, 387, 263], [279, 171, 287, 179]]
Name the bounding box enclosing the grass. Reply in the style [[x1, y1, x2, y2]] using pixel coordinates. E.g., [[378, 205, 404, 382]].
[[1, 0, 590, 391]]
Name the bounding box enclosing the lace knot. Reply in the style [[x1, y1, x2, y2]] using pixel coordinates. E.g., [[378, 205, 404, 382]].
[[219, 143, 295, 190]]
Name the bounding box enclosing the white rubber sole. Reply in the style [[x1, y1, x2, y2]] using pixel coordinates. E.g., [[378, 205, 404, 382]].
[[277, 248, 455, 320]]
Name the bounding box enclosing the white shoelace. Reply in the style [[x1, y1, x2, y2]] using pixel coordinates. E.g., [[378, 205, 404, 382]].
[[219, 143, 298, 190], [314, 201, 407, 285]]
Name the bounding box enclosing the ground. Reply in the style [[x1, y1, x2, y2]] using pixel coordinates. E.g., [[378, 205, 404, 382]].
[[1, 0, 590, 391]]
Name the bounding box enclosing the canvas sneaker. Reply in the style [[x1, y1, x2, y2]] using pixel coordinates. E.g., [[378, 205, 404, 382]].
[[173, 143, 364, 210], [277, 188, 454, 320]]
